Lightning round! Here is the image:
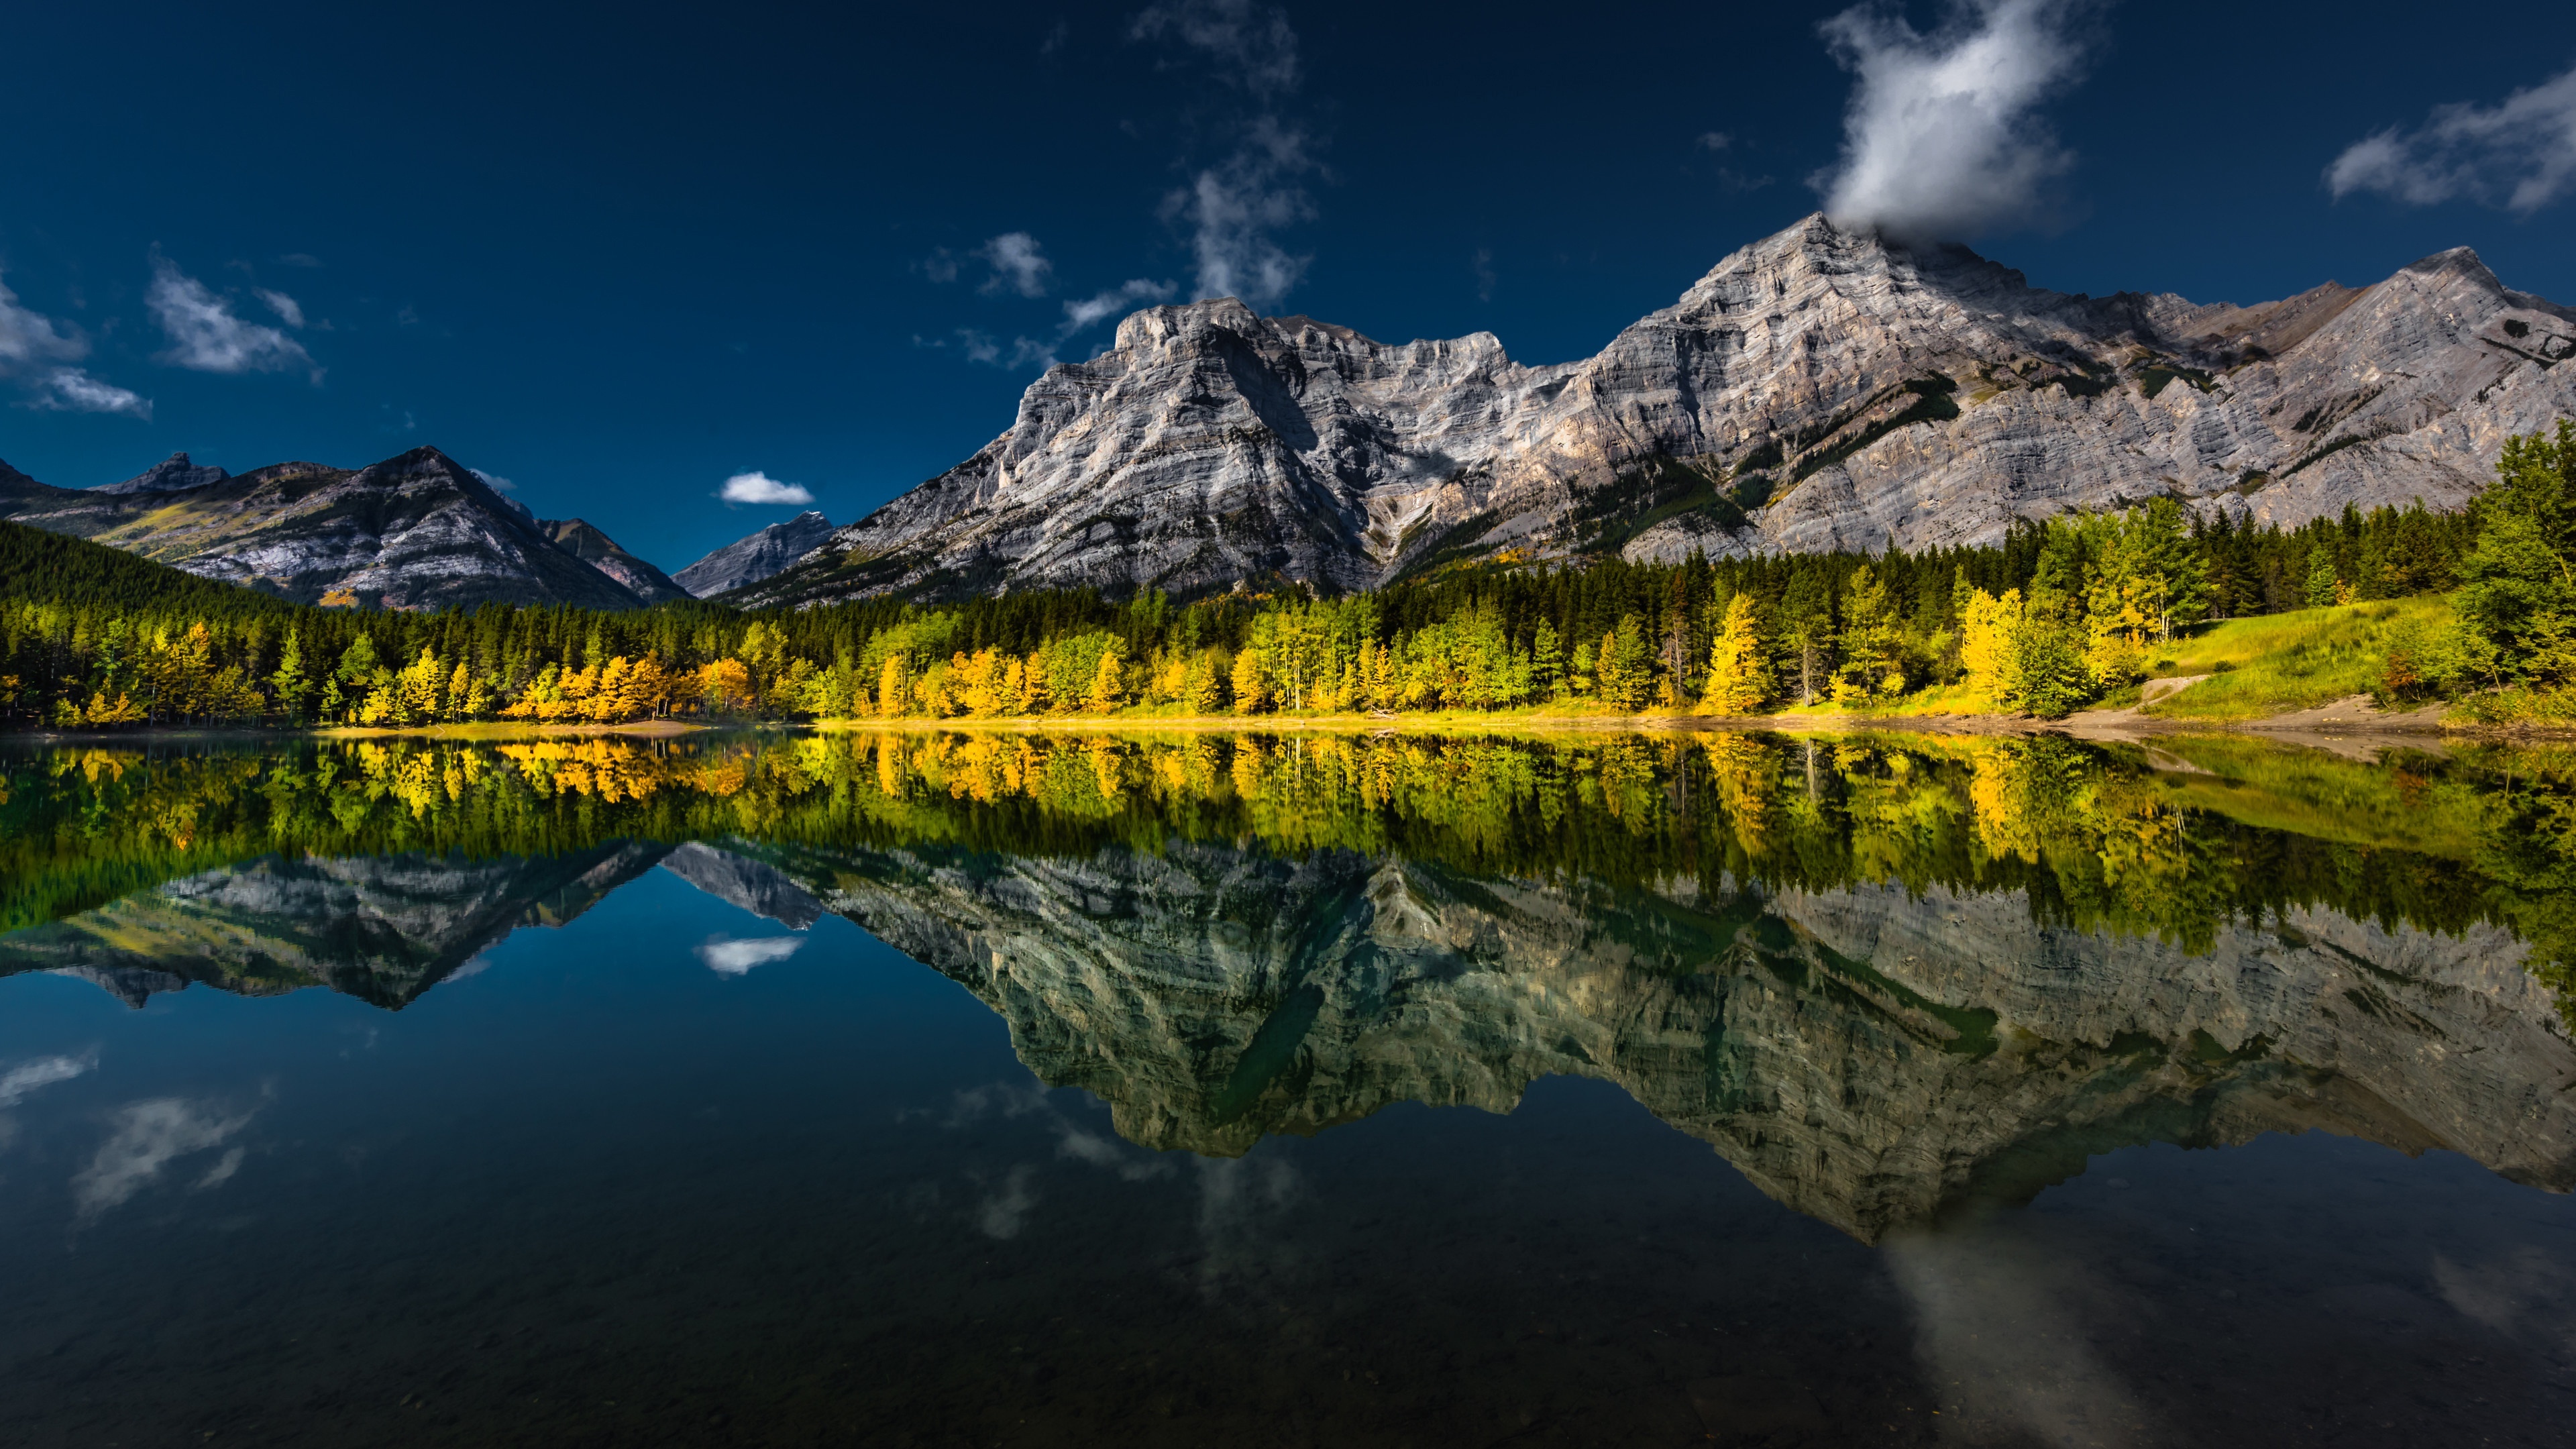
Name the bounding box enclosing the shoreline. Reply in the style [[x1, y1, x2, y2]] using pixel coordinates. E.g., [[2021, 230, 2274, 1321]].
[[5, 700, 2559, 748]]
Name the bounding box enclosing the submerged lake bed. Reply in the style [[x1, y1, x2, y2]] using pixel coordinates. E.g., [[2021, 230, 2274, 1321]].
[[2, 729, 2573, 1447]]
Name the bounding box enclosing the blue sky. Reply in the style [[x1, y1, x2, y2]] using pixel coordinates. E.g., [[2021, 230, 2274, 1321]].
[[2, 0, 2573, 573]]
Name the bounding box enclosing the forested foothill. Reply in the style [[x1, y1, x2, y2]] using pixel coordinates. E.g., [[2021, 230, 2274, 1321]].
[[1, 422, 2569, 731]]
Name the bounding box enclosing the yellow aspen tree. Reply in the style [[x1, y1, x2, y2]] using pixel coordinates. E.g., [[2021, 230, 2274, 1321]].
[[1701, 594, 1771, 714]]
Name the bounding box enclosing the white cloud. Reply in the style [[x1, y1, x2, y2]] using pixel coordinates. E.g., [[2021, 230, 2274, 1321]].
[[1167, 115, 1317, 309], [1061, 278, 1178, 334], [194, 1146, 246, 1191], [0, 276, 151, 417], [975, 232, 1054, 297], [1697, 131, 1733, 152], [920, 246, 961, 284], [975, 1164, 1038, 1238], [469, 466, 517, 493], [1813, 0, 2091, 241], [1130, 0, 1299, 99], [72, 1096, 255, 1218], [953, 328, 1002, 365], [0, 274, 87, 372], [255, 288, 306, 328], [1134, 3, 1318, 311], [2328, 63, 2576, 215], [29, 368, 151, 419], [696, 934, 805, 975], [718, 472, 816, 506], [0, 1053, 93, 1109], [148, 257, 319, 378], [277, 252, 322, 268]]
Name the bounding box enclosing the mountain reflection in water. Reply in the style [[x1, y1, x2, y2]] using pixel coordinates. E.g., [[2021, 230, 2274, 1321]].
[[6, 729, 2573, 1245]]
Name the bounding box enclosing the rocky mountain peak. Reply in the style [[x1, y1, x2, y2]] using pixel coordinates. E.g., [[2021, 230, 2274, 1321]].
[[95, 451, 231, 496], [733, 210, 2576, 607], [3, 443, 651, 610], [537, 517, 688, 604], [674, 508, 837, 598]]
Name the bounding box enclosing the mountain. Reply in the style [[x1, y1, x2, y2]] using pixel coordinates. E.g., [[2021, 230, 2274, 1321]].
[[0, 841, 674, 1010], [1, 445, 650, 610], [537, 517, 690, 603], [659, 842, 824, 928], [93, 451, 230, 495], [740, 213, 2576, 606], [759, 835, 2575, 1242], [673, 510, 835, 598]]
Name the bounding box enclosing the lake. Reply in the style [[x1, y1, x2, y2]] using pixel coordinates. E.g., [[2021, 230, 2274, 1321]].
[[2, 728, 2571, 1447]]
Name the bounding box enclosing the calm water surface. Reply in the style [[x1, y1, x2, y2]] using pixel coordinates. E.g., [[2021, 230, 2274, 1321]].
[[2, 729, 2573, 1448]]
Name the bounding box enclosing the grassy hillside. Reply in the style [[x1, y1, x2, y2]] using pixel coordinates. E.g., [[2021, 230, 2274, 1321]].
[[2139, 598, 2449, 721]]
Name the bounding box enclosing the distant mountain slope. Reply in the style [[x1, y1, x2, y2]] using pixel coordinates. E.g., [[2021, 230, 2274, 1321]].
[[674, 509, 833, 598], [2, 445, 647, 610], [537, 517, 689, 603], [1, 841, 676, 1010], [0, 458, 83, 516], [739, 213, 2576, 606], [0, 518, 303, 616], [95, 451, 230, 495]]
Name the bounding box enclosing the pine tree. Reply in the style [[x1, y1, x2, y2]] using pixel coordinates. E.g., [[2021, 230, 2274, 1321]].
[[270, 627, 308, 721], [2304, 543, 2340, 608]]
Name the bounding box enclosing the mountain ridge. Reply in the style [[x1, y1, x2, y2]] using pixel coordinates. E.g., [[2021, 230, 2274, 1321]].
[[0, 445, 661, 610], [738, 213, 2576, 606], [675, 509, 835, 598]]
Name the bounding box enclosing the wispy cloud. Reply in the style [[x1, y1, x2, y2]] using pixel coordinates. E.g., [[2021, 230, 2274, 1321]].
[[73, 1096, 256, 1218], [919, 246, 961, 284], [718, 472, 816, 507], [148, 256, 319, 379], [276, 252, 322, 268], [975, 1164, 1039, 1238], [1135, 1, 1320, 311], [255, 288, 306, 329], [1813, 0, 2092, 241], [0, 274, 86, 372], [0, 1053, 94, 1110], [1883, 1222, 2149, 1446], [1060, 278, 1177, 335], [1470, 247, 1497, 303], [976, 232, 1055, 298], [1697, 131, 1733, 152], [0, 276, 148, 417], [2328, 62, 2576, 215], [31, 368, 151, 419], [1132, 0, 1299, 98], [1164, 114, 1318, 309]]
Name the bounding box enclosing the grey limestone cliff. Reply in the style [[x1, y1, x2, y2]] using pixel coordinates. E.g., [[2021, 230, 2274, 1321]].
[[765, 839, 2576, 1242], [673, 510, 836, 598], [743, 214, 2576, 605]]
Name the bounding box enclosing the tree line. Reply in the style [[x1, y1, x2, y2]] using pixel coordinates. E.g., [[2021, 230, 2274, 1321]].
[[5, 425, 2565, 729]]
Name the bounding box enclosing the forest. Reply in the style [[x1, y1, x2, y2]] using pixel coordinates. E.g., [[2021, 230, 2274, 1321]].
[[8, 729, 2573, 1022], [1, 421, 2565, 730]]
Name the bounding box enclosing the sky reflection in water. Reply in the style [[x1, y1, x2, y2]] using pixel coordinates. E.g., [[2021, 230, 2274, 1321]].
[[0, 729, 2571, 1447]]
